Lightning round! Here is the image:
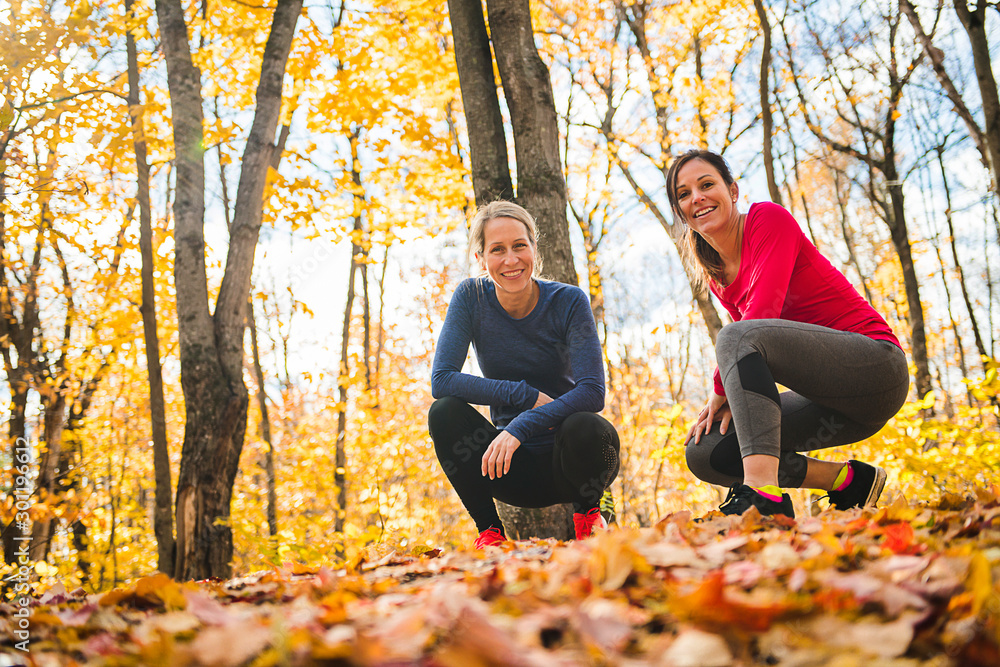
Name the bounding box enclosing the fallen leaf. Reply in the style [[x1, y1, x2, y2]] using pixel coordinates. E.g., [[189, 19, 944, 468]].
[[803, 611, 927, 657], [659, 626, 733, 667], [183, 619, 271, 667], [670, 571, 789, 632]]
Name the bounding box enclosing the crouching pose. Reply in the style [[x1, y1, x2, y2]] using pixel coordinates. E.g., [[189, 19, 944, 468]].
[[668, 150, 909, 518], [429, 201, 620, 548]]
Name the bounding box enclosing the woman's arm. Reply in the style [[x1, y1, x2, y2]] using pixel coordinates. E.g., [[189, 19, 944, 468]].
[[739, 203, 801, 321], [430, 280, 539, 410]]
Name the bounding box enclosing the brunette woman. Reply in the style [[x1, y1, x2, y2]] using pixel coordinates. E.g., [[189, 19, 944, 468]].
[[669, 150, 909, 517]]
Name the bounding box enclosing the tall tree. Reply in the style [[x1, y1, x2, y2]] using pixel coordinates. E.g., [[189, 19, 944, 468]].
[[900, 0, 1000, 213], [127, 0, 174, 576], [446, 0, 514, 205], [753, 0, 781, 204], [935, 144, 989, 365], [782, 0, 934, 400], [155, 0, 303, 580], [486, 0, 577, 283], [611, 0, 749, 341]]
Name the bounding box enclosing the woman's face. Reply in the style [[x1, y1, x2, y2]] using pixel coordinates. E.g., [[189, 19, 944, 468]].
[[673, 158, 740, 237], [478, 217, 536, 298]]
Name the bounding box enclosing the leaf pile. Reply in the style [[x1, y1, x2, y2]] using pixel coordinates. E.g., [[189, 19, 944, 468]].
[[3, 491, 1000, 666]]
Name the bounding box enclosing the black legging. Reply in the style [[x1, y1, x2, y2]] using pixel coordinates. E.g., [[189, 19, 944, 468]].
[[428, 396, 620, 533]]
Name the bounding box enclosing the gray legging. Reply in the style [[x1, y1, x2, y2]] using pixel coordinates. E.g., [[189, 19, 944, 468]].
[[686, 319, 910, 488]]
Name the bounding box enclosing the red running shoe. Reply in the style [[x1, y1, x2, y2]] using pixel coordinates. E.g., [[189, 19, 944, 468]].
[[574, 507, 608, 540], [474, 526, 508, 550]]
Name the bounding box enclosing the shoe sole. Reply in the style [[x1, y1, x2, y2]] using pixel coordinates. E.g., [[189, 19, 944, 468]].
[[865, 466, 887, 507]]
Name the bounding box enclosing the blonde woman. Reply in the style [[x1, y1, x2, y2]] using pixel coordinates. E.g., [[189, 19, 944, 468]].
[[429, 201, 620, 548]]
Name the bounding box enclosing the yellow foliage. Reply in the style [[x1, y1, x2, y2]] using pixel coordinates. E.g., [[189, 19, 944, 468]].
[[3, 0, 1000, 611]]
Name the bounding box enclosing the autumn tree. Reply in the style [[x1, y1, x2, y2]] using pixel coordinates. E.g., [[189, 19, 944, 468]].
[[753, 0, 781, 204], [573, 0, 760, 342], [155, 0, 302, 580], [125, 0, 173, 575], [0, 0, 136, 567], [899, 0, 1000, 213], [779, 0, 934, 400]]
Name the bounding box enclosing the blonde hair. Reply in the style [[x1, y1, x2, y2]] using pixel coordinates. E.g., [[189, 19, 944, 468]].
[[468, 200, 542, 277]]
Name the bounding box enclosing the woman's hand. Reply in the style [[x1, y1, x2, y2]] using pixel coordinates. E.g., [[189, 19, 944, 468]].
[[688, 393, 731, 444], [533, 391, 553, 408], [482, 431, 522, 479]]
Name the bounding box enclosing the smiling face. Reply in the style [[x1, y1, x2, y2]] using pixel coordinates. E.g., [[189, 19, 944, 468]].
[[673, 158, 740, 238], [477, 216, 536, 298]]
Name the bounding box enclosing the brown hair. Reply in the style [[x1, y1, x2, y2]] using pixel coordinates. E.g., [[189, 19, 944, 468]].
[[665, 150, 737, 288], [468, 200, 542, 277]]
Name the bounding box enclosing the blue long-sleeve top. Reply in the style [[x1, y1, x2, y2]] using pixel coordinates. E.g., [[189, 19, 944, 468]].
[[431, 277, 606, 446]]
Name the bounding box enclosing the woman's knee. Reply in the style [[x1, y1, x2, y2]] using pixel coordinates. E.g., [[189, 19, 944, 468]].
[[685, 430, 743, 487], [428, 396, 467, 435], [556, 413, 620, 489], [561, 412, 619, 449], [428, 397, 493, 466], [715, 320, 764, 368]]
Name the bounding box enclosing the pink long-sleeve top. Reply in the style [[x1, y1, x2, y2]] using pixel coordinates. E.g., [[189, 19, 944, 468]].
[[711, 202, 900, 396]]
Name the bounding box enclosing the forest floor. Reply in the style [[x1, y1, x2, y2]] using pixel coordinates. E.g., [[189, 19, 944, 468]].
[[2, 490, 999, 666]]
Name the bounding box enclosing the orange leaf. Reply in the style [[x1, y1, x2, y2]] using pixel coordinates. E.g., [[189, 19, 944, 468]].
[[880, 522, 923, 555], [670, 571, 788, 632]]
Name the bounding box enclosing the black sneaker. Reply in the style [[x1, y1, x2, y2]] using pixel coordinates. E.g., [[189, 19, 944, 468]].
[[827, 460, 886, 510], [719, 484, 795, 518]]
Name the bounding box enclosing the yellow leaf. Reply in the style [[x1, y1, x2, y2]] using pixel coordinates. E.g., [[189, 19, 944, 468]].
[[968, 551, 993, 615], [0, 103, 14, 130]]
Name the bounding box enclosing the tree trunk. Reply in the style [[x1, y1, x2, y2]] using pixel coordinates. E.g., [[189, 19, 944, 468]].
[[931, 223, 971, 399], [753, 0, 781, 204], [29, 165, 67, 563], [886, 179, 932, 400], [129, 0, 174, 575], [571, 205, 607, 343], [0, 194, 43, 563], [249, 300, 278, 538], [333, 131, 367, 535], [883, 17, 933, 402], [31, 393, 66, 561], [156, 0, 302, 580], [937, 146, 988, 366], [486, 0, 577, 284], [953, 0, 1000, 207], [496, 504, 575, 540], [447, 0, 514, 205], [831, 168, 873, 302], [334, 236, 360, 536], [63, 376, 101, 583], [691, 34, 709, 147], [2, 383, 28, 564], [361, 263, 372, 390]]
